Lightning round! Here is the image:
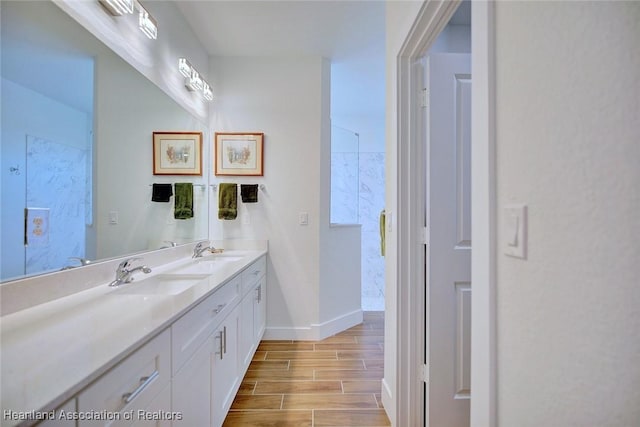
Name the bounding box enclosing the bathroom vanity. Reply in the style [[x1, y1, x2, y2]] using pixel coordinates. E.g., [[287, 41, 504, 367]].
[[0, 244, 267, 427]]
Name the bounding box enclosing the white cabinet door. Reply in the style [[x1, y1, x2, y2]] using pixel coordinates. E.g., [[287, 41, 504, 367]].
[[172, 339, 212, 426], [253, 277, 266, 341], [211, 309, 239, 427], [239, 291, 254, 370]]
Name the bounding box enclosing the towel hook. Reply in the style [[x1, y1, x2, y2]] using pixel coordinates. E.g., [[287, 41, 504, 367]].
[[9, 165, 20, 175]]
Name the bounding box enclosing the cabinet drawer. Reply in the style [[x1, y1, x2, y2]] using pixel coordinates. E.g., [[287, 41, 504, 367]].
[[241, 256, 266, 295], [77, 328, 170, 426], [171, 275, 240, 375]]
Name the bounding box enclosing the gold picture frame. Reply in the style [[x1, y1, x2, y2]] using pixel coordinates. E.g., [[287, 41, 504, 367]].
[[215, 132, 264, 176], [153, 131, 203, 175]]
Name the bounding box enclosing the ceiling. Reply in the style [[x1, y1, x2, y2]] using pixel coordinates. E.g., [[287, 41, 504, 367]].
[[175, 0, 469, 59], [174, 1, 469, 118], [174, 0, 386, 60], [175, 0, 387, 117]]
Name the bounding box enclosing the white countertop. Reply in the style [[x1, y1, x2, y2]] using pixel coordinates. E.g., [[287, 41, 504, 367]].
[[0, 249, 266, 427]]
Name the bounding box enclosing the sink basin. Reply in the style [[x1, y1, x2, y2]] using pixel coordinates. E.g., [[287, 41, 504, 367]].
[[197, 255, 244, 263], [116, 274, 209, 296], [169, 255, 245, 275]]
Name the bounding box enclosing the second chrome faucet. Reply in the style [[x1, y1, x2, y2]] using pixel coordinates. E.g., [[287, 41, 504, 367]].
[[109, 257, 152, 287], [193, 241, 215, 258]]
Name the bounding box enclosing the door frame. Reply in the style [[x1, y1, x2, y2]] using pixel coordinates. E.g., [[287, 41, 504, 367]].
[[394, 1, 496, 426]]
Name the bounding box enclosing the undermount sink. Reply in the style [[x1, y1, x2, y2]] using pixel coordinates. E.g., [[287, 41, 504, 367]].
[[116, 274, 209, 296], [169, 255, 245, 275], [196, 255, 244, 263]]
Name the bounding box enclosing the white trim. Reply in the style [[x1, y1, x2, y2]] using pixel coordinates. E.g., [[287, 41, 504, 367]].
[[263, 309, 363, 341], [470, 2, 497, 426], [381, 378, 394, 421], [395, 1, 497, 426], [395, 1, 461, 426]]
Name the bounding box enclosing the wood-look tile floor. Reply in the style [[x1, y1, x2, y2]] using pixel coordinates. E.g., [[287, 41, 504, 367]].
[[223, 311, 390, 427]]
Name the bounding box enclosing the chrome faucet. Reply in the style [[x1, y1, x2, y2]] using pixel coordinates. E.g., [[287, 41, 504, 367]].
[[193, 241, 214, 258], [109, 257, 152, 287]]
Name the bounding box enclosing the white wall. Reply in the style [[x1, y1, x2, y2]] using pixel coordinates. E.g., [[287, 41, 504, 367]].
[[384, 1, 425, 423], [494, 2, 640, 425], [209, 56, 361, 339], [320, 225, 362, 329]]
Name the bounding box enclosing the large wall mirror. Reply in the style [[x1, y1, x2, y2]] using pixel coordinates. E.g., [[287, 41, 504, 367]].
[[1, 1, 209, 282]]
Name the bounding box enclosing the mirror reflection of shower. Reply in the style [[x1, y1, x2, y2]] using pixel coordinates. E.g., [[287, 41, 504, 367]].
[[1, 6, 95, 280]]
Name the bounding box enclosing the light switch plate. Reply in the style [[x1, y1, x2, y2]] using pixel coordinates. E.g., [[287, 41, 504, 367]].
[[108, 211, 119, 225], [503, 204, 527, 259], [299, 212, 309, 226]]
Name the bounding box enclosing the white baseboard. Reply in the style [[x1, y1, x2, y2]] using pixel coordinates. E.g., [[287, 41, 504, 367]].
[[381, 378, 395, 426], [263, 309, 363, 341]]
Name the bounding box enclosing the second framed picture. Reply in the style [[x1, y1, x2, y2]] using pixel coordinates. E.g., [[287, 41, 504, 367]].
[[215, 132, 264, 176]]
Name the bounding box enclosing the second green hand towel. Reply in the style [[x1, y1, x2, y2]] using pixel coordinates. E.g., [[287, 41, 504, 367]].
[[218, 183, 237, 220]]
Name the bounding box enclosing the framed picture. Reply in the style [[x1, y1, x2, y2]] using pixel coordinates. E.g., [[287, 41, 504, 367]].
[[215, 132, 264, 176], [153, 131, 203, 175]]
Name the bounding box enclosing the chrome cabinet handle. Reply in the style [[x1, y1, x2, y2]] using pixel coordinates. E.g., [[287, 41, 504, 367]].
[[223, 326, 227, 355], [255, 285, 262, 303], [122, 370, 159, 404], [216, 330, 224, 360]]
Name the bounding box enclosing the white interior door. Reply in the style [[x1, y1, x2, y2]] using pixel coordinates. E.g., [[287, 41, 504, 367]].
[[425, 53, 472, 427]]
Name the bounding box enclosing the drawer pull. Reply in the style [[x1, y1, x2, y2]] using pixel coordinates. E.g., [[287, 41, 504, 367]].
[[252, 270, 261, 276], [212, 303, 227, 315], [122, 370, 159, 404]]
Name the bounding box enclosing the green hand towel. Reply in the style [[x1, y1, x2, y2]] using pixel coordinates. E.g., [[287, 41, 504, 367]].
[[218, 183, 238, 220], [174, 183, 194, 220]]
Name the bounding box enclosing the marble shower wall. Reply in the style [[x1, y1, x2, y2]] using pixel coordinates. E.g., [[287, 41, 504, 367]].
[[26, 135, 89, 273], [358, 152, 385, 311], [331, 151, 385, 311], [330, 152, 359, 224]]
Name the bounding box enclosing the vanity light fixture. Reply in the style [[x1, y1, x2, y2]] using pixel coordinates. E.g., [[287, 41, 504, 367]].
[[98, 0, 134, 16], [185, 69, 203, 92], [137, 2, 158, 40], [203, 82, 214, 101], [179, 57, 213, 101], [178, 58, 192, 78]]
